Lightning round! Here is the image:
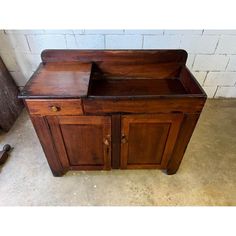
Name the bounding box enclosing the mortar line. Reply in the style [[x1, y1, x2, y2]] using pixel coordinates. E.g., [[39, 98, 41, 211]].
[[141, 35, 144, 49], [213, 37, 220, 54], [25, 34, 32, 52], [225, 57, 230, 71], [104, 35, 106, 49], [213, 86, 219, 98]]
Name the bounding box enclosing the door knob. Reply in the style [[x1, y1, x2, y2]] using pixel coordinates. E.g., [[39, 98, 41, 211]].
[[103, 138, 110, 146], [121, 134, 128, 144]]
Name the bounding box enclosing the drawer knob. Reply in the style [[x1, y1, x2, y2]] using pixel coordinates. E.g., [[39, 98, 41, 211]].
[[50, 105, 60, 112]]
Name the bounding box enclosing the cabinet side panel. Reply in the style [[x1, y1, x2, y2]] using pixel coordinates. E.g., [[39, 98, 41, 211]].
[[30, 115, 64, 176], [166, 113, 200, 174]]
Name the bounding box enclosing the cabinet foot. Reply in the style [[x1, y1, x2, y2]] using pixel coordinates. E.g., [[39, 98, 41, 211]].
[[165, 168, 178, 175], [51, 170, 66, 177]]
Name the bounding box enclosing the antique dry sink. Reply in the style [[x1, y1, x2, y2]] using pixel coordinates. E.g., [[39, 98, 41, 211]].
[[19, 50, 206, 176]]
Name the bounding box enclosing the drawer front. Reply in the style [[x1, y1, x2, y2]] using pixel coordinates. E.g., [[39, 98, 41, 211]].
[[83, 98, 205, 114], [25, 99, 83, 115]]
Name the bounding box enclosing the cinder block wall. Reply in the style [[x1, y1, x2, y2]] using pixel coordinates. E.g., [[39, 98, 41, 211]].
[[0, 29, 236, 98]]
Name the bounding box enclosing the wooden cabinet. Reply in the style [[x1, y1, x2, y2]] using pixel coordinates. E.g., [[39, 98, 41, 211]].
[[47, 116, 111, 170], [19, 50, 207, 176], [120, 114, 183, 169]]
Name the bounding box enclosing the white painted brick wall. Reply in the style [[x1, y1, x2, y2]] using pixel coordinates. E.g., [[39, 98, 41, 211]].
[[193, 55, 229, 71], [0, 34, 15, 53], [6, 30, 45, 34], [85, 30, 123, 34], [44, 30, 74, 34], [203, 30, 236, 35], [226, 55, 236, 71], [0, 29, 236, 97], [27, 35, 67, 53], [216, 36, 236, 54], [202, 86, 217, 98], [0, 53, 19, 71], [180, 36, 218, 54], [164, 30, 203, 35], [105, 35, 142, 49], [215, 87, 236, 98], [186, 54, 195, 68], [10, 71, 30, 86], [14, 53, 41, 73], [75, 35, 104, 49], [143, 35, 181, 49], [192, 71, 207, 85], [124, 30, 163, 35], [66, 35, 78, 48], [204, 72, 236, 86]]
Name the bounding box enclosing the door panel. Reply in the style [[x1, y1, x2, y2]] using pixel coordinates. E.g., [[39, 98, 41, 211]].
[[128, 123, 170, 165], [60, 124, 104, 166], [121, 114, 183, 169], [47, 116, 111, 170]]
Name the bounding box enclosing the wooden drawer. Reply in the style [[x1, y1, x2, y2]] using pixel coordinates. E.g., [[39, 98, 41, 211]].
[[83, 97, 205, 114], [25, 99, 83, 115]]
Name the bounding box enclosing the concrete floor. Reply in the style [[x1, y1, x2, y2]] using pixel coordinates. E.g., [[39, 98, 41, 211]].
[[0, 99, 235, 206]]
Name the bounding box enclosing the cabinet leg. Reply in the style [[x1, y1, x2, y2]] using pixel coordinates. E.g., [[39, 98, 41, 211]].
[[51, 169, 66, 177], [165, 167, 178, 175], [166, 113, 200, 175]]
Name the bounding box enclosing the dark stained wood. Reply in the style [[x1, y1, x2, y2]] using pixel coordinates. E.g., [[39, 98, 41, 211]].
[[89, 78, 187, 97], [166, 113, 200, 175], [19, 62, 92, 99], [180, 66, 207, 95], [46, 116, 70, 169], [94, 62, 182, 78], [30, 115, 65, 176], [0, 57, 24, 131], [41, 50, 187, 80], [124, 123, 170, 165], [25, 99, 83, 115], [111, 114, 121, 169], [42, 49, 188, 64], [20, 50, 206, 176], [120, 114, 183, 169], [19, 50, 206, 100], [48, 116, 111, 170], [83, 97, 205, 114]]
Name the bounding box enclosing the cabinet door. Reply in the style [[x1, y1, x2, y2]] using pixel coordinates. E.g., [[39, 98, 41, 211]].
[[47, 116, 111, 170], [120, 114, 183, 169]]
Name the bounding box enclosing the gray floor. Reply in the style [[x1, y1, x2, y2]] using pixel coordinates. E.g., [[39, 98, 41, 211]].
[[0, 99, 235, 206]]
